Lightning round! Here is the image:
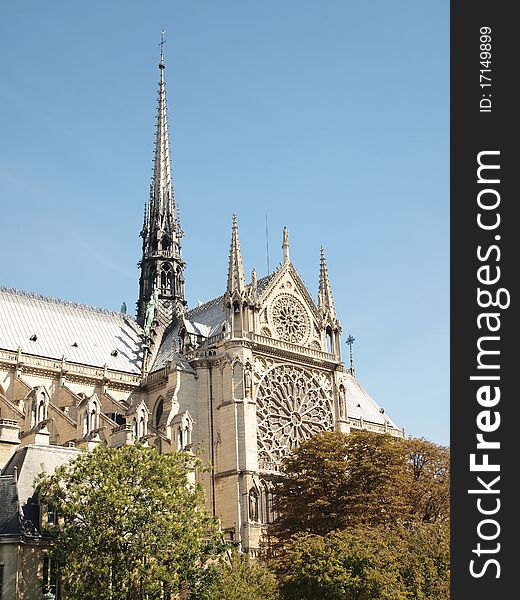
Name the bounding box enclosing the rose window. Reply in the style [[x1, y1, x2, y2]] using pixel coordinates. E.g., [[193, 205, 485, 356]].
[[256, 365, 334, 471], [271, 295, 308, 344]]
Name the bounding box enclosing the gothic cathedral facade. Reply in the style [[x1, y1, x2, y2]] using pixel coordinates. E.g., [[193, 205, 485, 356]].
[[0, 48, 403, 588]]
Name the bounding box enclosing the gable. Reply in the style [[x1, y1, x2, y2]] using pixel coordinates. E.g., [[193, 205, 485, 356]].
[[257, 263, 322, 350]]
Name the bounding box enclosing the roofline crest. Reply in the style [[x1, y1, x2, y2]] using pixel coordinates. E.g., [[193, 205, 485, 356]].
[[0, 286, 138, 323]]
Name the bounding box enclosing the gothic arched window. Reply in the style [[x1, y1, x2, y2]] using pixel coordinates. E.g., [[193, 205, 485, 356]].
[[160, 263, 173, 293], [155, 398, 164, 429], [326, 326, 334, 354], [37, 399, 46, 423], [259, 480, 277, 525]]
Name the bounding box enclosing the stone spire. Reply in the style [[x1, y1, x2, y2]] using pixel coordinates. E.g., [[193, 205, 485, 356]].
[[318, 246, 337, 320], [137, 33, 186, 326], [227, 213, 246, 295], [282, 226, 290, 263]]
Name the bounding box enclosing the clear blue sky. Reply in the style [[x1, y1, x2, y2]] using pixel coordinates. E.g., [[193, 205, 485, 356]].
[[0, 1, 449, 445]]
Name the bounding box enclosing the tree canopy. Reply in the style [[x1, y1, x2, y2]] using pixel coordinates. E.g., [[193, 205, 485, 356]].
[[271, 431, 450, 542], [37, 444, 227, 600], [203, 551, 279, 600], [275, 524, 449, 600], [267, 430, 450, 599]]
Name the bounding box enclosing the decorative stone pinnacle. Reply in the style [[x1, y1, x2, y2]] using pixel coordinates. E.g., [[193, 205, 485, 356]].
[[318, 246, 337, 320], [227, 213, 246, 294]]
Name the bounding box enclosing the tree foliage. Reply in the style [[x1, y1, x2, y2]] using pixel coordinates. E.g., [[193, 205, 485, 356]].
[[275, 523, 449, 600], [271, 431, 450, 542], [403, 437, 450, 523], [202, 551, 279, 600], [37, 444, 227, 600]]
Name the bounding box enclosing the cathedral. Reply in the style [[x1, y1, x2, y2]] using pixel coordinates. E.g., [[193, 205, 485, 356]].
[[0, 45, 403, 597]]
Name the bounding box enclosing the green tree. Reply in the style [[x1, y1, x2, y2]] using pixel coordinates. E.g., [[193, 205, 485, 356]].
[[203, 551, 279, 600], [275, 524, 449, 600], [398, 522, 450, 600], [403, 437, 450, 523], [271, 431, 450, 542], [341, 431, 411, 527], [37, 444, 227, 600], [270, 431, 351, 540], [275, 529, 407, 600]]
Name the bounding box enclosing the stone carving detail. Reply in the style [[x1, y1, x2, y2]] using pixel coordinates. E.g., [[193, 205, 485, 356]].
[[270, 295, 308, 344], [338, 384, 346, 419], [244, 363, 253, 398], [249, 488, 259, 521], [256, 365, 334, 471]]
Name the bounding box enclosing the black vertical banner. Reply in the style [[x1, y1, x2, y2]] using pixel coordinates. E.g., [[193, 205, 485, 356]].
[[451, 2, 517, 598]]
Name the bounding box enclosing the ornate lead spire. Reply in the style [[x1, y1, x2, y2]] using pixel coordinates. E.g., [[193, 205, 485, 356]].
[[318, 246, 337, 320], [137, 33, 186, 325], [227, 213, 246, 295], [145, 31, 181, 249]]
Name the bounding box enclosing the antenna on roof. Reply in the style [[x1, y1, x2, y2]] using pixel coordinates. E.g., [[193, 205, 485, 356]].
[[265, 214, 270, 274]]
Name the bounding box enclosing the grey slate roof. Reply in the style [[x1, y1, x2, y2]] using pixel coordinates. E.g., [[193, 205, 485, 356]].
[[1, 444, 81, 510], [0, 287, 144, 373], [344, 373, 398, 427], [151, 274, 279, 373], [0, 475, 20, 535], [183, 272, 277, 338], [256, 272, 277, 295], [186, 295, 225, 337], [151, 324, 196, 373]]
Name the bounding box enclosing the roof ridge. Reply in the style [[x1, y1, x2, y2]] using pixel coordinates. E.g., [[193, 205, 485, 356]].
[[187, 272, 277, 318], [187, 294, 225, 316], [0, 286, 136, 321]]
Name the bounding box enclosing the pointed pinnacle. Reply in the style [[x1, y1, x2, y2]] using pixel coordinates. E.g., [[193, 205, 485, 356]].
[[318, 246, 337, 319], [227, 213, 246, 294]]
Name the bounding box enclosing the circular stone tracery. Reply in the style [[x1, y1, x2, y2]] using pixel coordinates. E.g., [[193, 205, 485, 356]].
[[256, 365, 334, 471], [271, 295, 308, 344]]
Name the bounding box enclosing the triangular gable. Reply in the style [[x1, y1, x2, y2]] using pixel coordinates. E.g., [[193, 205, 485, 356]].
[[258, 262, 320, 322], [256, 262, 324, 349]]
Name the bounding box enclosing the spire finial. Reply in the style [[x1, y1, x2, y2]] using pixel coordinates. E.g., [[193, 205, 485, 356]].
[[346, 333, 356, 376], [318, 246, 337, 319], [159, 30, 166, 70], [282, 226, 290, 263], [227, 213, 246, 294]]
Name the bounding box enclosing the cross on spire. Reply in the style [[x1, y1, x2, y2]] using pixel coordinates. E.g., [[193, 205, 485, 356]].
[[159, 30, 166, 68]]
